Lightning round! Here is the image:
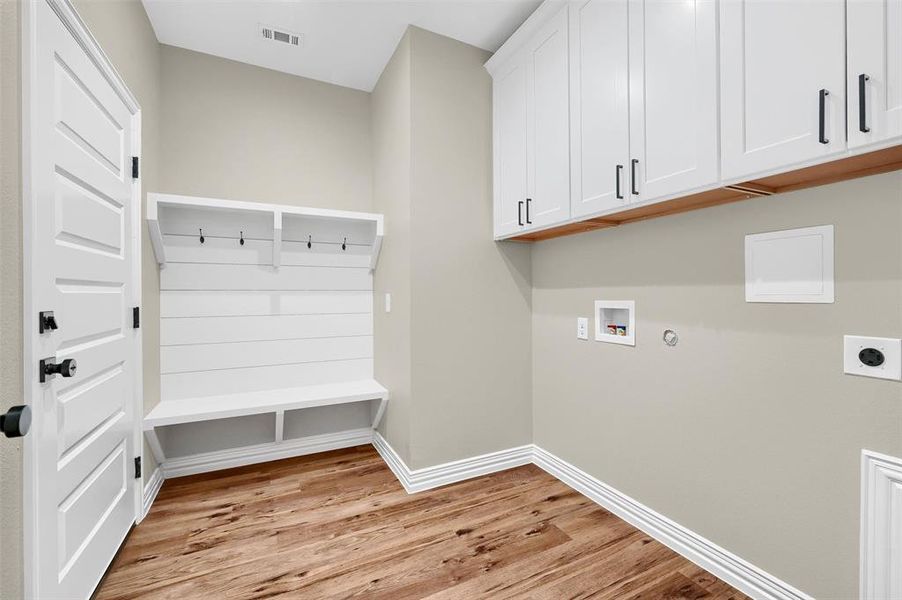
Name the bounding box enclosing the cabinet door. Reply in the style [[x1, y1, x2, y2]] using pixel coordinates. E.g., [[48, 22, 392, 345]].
[[570, 0, 630, 217], [848, 0, 902, 149], [526, 4, 570, 229], [493, 57, 529, 238], [720, 0, 846, 181], [628, 0, 718, 202]]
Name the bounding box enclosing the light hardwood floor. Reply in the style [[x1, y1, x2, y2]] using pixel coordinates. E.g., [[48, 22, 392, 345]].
[[96, 446, 751, 599]]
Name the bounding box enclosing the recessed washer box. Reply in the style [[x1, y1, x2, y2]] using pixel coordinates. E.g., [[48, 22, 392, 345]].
[[594, 300, 635, 346], [745, 225, 834, 303], [844, 335, 902, 381]]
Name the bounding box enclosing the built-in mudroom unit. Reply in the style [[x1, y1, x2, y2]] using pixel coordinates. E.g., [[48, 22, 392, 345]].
[[143, 194, 388, 476], [2, 0, 901, 599]]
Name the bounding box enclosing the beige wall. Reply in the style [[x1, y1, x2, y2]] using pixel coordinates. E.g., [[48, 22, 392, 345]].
[[532, 172, 902, 598], [373, 27, 532, 469], [407, 28, 532, 468], [158, 45, 372, 213], [0, 1, 23, 597], [74, 0, 163, 479], [372, 32, 414, 463]]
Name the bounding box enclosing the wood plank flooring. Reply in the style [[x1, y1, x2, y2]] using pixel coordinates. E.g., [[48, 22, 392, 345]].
[[96, 446, 751, 599]]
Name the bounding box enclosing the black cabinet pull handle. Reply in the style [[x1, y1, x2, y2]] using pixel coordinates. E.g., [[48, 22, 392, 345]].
[[518, 201, 524, 226], [818, 89, 829, 144], [631, 159, 639, 195], [615, 165, 624, 199], [859, 74, 870, 133], [526, 198, 532, 224]]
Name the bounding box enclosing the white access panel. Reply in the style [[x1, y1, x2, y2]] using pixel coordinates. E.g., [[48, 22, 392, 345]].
[[744, 225, 834, 303], [847, 0, 902, 150], [569, 0, 630, 217], [628, 0, 718, 202], [720, 0, 846, 180]]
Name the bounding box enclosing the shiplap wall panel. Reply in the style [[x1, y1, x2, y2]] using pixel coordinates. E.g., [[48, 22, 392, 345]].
[[160, 263, 372, 291], [161, 358, 373, 401], [160, 291, 373, 318], [160, 313, 373, 345], [158, 211, 375, 403], [161, 336, 373, 374]]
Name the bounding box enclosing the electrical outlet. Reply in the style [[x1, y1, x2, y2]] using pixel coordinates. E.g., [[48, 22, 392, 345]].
[[843, 335, 902, 381], [577, 318, 589, 340]]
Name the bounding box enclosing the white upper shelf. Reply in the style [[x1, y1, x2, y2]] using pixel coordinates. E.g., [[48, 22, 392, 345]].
[[147, 193, 384, 271]]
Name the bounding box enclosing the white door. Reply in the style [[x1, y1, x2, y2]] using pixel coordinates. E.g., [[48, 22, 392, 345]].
[[720, 0, 846, 181], [628, 0, 718, 202], [848, 0, 902, 149], [526, 4, 570, 230], [26, 1, 141, 598], [570, 0, 630, 217], [493, 56, 529, 237]]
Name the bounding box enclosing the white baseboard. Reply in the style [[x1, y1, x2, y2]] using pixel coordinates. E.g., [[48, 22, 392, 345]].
[[372, 434, 811, 600], [162, 428, 373, 478], [861, 449, 902, 600], [140, 466, 164, 522], [531, 446, 812, 600], [372, 432, 533, 494]]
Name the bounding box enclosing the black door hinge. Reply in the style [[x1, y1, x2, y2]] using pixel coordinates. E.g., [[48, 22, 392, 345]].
[[133, 306, 140, 329], [132, 156, 139, 179], [134, 456, 142, 479]]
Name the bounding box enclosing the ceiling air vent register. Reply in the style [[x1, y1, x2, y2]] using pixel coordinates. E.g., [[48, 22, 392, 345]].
[[260, 24, 303, 47]]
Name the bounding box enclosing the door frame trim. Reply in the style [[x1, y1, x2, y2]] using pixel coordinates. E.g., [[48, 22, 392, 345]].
[[21, 1, 143, 597]]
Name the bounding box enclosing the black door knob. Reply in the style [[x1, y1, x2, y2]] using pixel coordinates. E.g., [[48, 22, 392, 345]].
[[1, 405, 32, 438], [40, 358, 77, 382]]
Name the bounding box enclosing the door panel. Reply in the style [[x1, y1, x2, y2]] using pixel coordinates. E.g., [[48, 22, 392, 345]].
[[720, 0, 846, 180], [31, 2, 139, 598], [570, 0, 630, 217], [526, 4, 570, 229], [629, 0, 718, 201], [493, 57, 529, 237], [848, 0, 902, 149]]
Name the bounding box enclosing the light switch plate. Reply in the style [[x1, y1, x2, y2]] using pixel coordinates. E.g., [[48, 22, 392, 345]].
[[577, 318, 588, 340], [844, 335, 902, 381], [384, 293, 391, 313]]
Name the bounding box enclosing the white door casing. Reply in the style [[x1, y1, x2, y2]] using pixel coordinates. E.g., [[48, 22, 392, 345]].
[[526, 3, 570, 229], [569, 0, 630, 218], [847, 0, 902, 150], [23, 1, 143, 599], [720, 0, 846, 181], [628, 0, 718, 202]]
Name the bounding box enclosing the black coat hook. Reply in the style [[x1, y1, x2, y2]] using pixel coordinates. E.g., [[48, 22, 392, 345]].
[[199, 228, 205, 244], [307, 235, 312, 249], [239, 231, 245, 246], [342, 237, 347, 251]]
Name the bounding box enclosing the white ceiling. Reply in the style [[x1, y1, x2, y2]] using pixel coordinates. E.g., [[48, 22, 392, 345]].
[[141, 1, 541, 92]]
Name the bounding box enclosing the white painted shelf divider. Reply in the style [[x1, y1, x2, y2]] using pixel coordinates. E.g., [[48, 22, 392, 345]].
[[147, 192, 384, 271]]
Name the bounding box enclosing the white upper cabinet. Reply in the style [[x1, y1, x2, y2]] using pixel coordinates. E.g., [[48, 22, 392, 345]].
[[526, 5, 571, 229], [628, 0, 718, 201], [493, 58, 529, 237], [570, 0, 630, 217], [848, 0, 902, 150], [720, 0, 847, 181], [490, 3, 570, 237]]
